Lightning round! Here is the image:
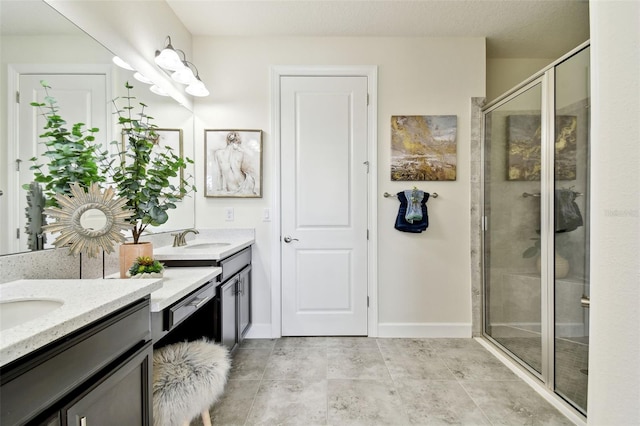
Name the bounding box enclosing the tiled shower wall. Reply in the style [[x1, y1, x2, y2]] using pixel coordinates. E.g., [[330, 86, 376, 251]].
[[470, 97, 485, 336]]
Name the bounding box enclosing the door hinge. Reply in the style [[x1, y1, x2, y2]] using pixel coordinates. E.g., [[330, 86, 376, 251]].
[[367, 296, 370, 307], [16, 91, 19, 104], [363, 161, 369, 173], [15, 159, 22, 172], [16, 228, 20, 239], [367, 93, 369, 106], [482, 216, 488, 231], [366, 229, 369, 240]]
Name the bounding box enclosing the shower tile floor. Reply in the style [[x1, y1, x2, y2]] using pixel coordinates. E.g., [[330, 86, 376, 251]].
[[192, 337, 576, 425]]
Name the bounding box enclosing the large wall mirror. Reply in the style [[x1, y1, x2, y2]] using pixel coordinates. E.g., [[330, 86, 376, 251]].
[[0, 0, 196, 256]]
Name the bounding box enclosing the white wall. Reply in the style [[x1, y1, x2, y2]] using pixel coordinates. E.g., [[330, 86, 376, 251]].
[[192, 36, 485, 337], [45, 0, 193, 109], [486, 58, 553, 102], [588, 0, 640, 423]]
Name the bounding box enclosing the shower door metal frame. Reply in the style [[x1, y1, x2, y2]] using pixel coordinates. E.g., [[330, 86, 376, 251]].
[[480, 40, 590, 418], [480, 75, 552, 384]]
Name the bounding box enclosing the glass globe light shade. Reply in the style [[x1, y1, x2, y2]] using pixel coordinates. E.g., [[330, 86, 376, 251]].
[[133, 72, 154, 84], [154, 48, 185, 71], [185, 78, 209, 97], [150, 85, 170, 97], [112, 56, 134, 71], [171, 65, 196, 85]]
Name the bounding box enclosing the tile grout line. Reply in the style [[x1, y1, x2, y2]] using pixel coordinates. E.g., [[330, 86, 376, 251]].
[[429, 340, 496, 425], [375, 338, 415, 424], [242, 341, 276, 426]]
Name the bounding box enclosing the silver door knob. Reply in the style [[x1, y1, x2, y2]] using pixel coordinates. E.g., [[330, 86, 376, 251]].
[[283, 236, 299, 243]]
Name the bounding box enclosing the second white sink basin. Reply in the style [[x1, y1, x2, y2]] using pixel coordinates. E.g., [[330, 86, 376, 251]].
[[0, 299, 64, 331], [183, 242, 231, 249]]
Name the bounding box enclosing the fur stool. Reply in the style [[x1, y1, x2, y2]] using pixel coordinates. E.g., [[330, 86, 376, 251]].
[[153, 339, 231, 426]]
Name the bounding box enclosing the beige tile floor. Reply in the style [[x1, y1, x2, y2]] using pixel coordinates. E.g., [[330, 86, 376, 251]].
[[195, 337, 575, 425]]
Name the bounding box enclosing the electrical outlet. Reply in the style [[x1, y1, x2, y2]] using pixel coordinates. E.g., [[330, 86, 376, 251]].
[[225, 207, 234, 221]]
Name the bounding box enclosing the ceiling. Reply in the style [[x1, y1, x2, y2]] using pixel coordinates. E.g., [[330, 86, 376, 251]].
[[166, 0, 590, 58], [1, 0, 589, 59]]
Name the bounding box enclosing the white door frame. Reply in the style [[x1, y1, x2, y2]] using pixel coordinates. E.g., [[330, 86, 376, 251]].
[[269, 65, 378, 338], [5, 64, 112, 254]]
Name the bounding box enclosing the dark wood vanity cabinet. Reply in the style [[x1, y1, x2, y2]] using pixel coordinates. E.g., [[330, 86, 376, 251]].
[[151, 245, 253, 353], [61, 342, 152, 425], [216, 247, 252, 353], [0, 298, 152, 425]]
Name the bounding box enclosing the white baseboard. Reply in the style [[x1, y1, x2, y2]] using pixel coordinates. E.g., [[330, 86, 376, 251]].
[[377, 322, 472, 338], [244, 323, 274, 339], [244, 322, 472, 339]]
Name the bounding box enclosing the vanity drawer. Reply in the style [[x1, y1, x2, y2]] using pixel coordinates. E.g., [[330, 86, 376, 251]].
[[219, 247, 252, 281], [165, 281, 215, 331]]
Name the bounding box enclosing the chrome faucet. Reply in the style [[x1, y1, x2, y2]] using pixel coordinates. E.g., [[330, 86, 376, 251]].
[[172, 228, 199, 247]]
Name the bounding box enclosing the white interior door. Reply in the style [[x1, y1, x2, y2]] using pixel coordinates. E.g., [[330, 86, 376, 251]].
[[12, 74, 107, 252], [280, 75, 369, 336]]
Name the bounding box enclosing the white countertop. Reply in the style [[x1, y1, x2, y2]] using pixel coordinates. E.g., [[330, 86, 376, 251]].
[[148, 266, 222, 312], [0, 233, 253, 367], [153, 236, 254, 261], [0, 278, 162, 367]]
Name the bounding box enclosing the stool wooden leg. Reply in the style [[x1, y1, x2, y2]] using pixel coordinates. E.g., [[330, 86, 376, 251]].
[[201, 409, 212, 426]]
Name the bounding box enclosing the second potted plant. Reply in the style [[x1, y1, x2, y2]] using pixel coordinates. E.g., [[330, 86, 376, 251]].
[[102, 82, 195, 277]]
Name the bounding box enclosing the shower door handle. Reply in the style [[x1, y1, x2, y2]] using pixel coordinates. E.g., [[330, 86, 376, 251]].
[[580, 295, 590, 308]]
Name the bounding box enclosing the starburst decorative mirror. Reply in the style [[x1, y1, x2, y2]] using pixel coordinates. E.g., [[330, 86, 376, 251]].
[[43, 183, 134, 258]]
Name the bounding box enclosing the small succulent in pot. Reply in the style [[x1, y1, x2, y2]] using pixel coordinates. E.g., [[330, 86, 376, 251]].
[[128, 256, 164, 277]]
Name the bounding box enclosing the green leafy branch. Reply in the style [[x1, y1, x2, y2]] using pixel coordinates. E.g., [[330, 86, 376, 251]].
[[101, 82, 196, 244], [25, 81, 107, 207]]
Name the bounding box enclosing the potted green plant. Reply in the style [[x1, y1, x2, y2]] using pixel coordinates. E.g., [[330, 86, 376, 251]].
[[26, 80, 106, 206], [101, 82, 195, 277]]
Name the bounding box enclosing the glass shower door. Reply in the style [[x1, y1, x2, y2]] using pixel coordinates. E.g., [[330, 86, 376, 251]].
[[483, 80, 544, 376], [482, 44, 591, 418], [553, 46, 590, 414]]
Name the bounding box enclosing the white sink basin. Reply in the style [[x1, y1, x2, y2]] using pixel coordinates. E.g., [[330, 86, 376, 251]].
[[183, 242, 231, 249], [0, 299, 64, 331]]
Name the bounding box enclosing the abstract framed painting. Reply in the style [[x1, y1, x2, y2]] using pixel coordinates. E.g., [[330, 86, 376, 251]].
[[390, 115, 457, 181]]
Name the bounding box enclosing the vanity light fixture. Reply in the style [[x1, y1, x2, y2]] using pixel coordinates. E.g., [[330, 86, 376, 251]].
[[155, 35, 209, 97]]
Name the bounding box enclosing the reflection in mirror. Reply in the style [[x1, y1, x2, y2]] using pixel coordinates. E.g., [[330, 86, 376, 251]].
[[25, 182, 47, 251], [80, 209, 108, 232], [0, 0, 195, 256]]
